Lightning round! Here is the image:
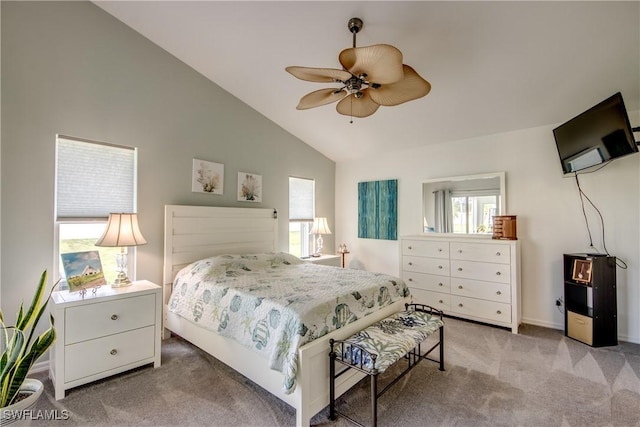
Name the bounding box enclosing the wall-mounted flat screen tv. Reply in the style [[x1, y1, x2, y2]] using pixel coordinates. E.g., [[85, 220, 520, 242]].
[[553, 92, 638, 174]]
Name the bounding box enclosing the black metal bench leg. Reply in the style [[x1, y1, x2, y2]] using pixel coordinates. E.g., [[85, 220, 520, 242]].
[[329, 340, 337, 420], [439, 325, 445, 371], [371, 373, 378, 427]]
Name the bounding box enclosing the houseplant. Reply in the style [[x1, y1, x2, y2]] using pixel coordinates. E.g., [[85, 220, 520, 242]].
[[0, 270, 56, 417]]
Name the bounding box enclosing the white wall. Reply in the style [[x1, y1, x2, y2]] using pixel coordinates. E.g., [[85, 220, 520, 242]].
[[1, 3, 335, 326], [336, 121, 640, 343]]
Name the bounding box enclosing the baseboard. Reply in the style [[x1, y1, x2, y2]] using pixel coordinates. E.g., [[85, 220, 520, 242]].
[[30, 360, 49, 375], [522, 316, 640, 345]]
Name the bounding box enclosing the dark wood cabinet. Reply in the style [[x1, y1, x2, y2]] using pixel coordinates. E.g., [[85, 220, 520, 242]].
[[563, 253, 617, 347]]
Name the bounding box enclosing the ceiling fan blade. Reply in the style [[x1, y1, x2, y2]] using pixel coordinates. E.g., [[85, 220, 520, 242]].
[[368, 65, 431, 106], [286, 66, 352, 83], [296, 88, 347, 110], [339, 44, 404, 84], [336, 90, 380, 118]]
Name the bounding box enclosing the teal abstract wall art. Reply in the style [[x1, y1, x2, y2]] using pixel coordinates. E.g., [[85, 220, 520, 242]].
[[358, 179, 398, 240]]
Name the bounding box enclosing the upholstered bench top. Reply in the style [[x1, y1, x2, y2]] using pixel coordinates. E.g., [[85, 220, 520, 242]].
[[338, 309, 444, 374]]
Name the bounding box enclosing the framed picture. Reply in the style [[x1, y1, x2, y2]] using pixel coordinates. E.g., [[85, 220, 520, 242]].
[[237, 172, 262, 202], [61, 251, 107, 292], [572, 259, 593, 284], [192, 159, 224, 194], [358, 179, 398, 240]]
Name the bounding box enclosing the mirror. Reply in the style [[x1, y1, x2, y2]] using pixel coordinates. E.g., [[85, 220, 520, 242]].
[[422, 172, 505, 235]]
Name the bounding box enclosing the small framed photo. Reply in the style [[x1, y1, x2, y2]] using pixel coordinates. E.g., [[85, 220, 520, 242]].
[[192, 159, 224, 194], [572, 259, 592, 284], [61, 251, 107, 292], [237, 172, 262, 202]]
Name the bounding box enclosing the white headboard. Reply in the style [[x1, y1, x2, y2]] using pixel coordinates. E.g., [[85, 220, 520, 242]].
[[163, 205, 278, 292]]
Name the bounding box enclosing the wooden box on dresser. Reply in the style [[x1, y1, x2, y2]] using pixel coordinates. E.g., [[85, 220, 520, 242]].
[[400, 235, 521, 333], [49, 280, 162, 399]]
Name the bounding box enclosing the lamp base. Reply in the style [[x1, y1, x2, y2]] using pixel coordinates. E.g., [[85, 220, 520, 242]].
[[111, 272, 132, 287]]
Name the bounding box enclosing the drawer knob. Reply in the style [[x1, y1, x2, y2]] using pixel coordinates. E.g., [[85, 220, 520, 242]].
[[438, 283, 443, 287], [496, 291, 502, 295], [496, 272, 501, 276], [457, 267, 463, 271], [408, 262, 413, 266], [438, 300, 444, 304], [496, 252, 501, 256], [458, 285, 463, 289], [111, 314, 119, 320], [458, 303, 464, 307], [458, 249, 462, 253], [408, 278, 413, 282], [110, 349, 118, 355], [408, 246, 413, 250], [496, 310, 502, 315], [438, 248, 443, 252], [438, 265, 443, 269]]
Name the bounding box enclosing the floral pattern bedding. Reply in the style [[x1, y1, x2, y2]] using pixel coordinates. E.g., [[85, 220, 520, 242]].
[[168, 252, 410, 394]]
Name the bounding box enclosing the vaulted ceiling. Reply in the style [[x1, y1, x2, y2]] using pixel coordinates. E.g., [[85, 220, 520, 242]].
[[94, 1, 640, 162]]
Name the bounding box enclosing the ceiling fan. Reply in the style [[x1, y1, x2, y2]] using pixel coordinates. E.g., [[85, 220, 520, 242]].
[[286, 17, 431, 121]]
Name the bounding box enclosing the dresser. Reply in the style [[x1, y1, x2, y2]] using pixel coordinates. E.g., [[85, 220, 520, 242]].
[[49, 280, 162, 399], [400, 235, 521, 333]]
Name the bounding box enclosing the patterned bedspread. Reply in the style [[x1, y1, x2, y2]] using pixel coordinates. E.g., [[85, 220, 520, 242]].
[[168, 252, 410, 394]]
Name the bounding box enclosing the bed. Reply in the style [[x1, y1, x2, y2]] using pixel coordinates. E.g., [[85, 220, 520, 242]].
[[163, 205, 410, 426]]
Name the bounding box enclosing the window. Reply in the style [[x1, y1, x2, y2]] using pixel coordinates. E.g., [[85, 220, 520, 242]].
[[451, 191, 499, 234], [55, 135, 137, 286], [289, 177, 314, 258]]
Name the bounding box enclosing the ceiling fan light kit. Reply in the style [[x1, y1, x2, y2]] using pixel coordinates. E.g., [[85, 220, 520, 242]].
[[286, 17, 431, 121]]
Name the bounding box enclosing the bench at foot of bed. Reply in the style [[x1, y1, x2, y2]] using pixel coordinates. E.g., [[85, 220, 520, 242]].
[[329, 303, 445, 427]]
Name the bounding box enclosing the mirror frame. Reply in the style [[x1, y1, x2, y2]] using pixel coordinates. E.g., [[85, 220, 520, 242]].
[[421, 171, 506, 236]]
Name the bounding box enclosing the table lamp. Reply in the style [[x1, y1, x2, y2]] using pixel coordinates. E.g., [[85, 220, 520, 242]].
[[309, 217, 332, 257], [95, 213, 147, 287]]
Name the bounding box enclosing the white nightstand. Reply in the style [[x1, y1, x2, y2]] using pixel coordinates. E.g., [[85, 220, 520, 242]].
[[302, 254, 341, 267], [49, 280, 162, 400]]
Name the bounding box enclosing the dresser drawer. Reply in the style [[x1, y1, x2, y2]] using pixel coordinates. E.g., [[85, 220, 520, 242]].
[[403, 256, 449, 276], [403, 271, 450, 293], [450, 242, 510, 264], [402, 240, 449, 259], [410, 288, 451, 312], [450, 278, 511, 304], [65, 325, 156, 382], [450, 260, 510, 284], [65, 294, 156, 345], [450, 295, 511, 323]]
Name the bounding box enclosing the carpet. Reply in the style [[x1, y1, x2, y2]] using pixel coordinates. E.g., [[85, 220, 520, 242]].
[[25, 317, 640, 426]]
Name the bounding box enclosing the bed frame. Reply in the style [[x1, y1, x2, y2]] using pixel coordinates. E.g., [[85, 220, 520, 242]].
[[163, 205, 408, 426]]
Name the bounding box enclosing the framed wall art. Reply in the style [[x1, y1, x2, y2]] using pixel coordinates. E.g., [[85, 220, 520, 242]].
[[61, 250, 107, 292], [192, 158, 224, 194], [237, 172, 262, 202], [358, 179, 398, 240], [572, 259, 593, 284]]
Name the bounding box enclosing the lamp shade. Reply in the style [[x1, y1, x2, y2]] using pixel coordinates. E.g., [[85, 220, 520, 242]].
[[309, 217, 332, 235], [95, 213, 147, 247]]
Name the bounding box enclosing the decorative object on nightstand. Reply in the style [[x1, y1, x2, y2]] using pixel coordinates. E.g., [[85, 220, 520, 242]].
[[49, 280, 162, 400], [309, 217, 332, 257], [95, 213, 147, 287], [338, 244, 350, 268]]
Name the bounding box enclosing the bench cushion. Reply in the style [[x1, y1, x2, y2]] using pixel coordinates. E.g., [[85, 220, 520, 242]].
[[340, 309, 444, 373]]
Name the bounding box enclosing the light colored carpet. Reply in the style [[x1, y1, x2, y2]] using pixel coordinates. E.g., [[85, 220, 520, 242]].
[[27, 317, 640, 426]]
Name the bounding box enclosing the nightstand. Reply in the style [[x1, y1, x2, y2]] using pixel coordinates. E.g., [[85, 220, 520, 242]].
[[49, 280, 162, 399], [302, 254, 341, 267]]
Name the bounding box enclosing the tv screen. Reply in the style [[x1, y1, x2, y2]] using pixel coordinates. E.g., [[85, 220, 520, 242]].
[[553, 92, 638, 174]]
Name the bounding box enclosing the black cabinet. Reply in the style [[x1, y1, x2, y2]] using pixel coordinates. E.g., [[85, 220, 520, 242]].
[[563, 253, 617, 347]]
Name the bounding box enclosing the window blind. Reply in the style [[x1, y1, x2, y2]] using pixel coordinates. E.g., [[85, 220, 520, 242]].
[[289, 177, 314, 221], [56, 136, 136, 220]]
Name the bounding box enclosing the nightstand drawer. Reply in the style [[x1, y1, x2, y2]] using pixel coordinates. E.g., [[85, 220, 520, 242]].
[[65, 294, 156, 344], [65, 325, 155, 382]]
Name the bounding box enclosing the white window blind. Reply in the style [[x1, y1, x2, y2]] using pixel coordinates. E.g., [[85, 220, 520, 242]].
[[289, 177, 314, 221], [56, 136, 136, 220]]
